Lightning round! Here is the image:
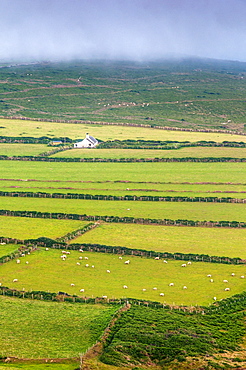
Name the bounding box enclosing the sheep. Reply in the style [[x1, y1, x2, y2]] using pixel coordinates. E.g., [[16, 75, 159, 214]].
[[181, 263, 187, 267], [79, 257, 83, 260], [155, 257, 160, 260], [80, 289, 85, 292], [106, 270, 111, 273], [84, 257, 88, 260], [207, 274, 212, 277], [102, 295, 107, 299], [124, 260, 130, 264], [79, 249, 83, 252], [119, 256, 123, 260], [223, 280, 228, 283], [187, 261, 192, 265], [13, 279, 18, 282], [123, 285, 128, 289], [21, 254, 25, 257], [240, 275, 245, 279], [160, 293, 164, 296], [169, 283, 174, 286], [25, 261, 29, 264], [142, 288, 146, 292], [210, 279, 214, 283], [71, 283, 75, 287], [16, 259, 20, 264], [213, 297, 217, 301], [76, 262, 80, 266], [45, 248, 49, 251], [153, 287, 157, 290], [85, 264, 89, 267], [91, 265, 95, 268], [231, 273, 235, 276], [225, 287, 230, 291], [183, 286, 187, 289], [163, 260, 168, 263]]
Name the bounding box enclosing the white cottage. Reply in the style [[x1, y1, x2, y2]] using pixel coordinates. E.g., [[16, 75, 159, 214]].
[[74, 133, 98, 148]]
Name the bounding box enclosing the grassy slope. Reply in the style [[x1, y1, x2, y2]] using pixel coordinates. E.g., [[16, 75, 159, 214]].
[[1, 197, 246, 222], [0, 144, 48, 156], [76, 222, 246, 259], [0, 249, 245, 306], [0, 244, 18, 258], [0, 216, 88, 240], [0, 296, 117, 359]]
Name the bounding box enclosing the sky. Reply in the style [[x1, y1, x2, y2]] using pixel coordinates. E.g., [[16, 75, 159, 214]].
[[1, 0, 246, 62]]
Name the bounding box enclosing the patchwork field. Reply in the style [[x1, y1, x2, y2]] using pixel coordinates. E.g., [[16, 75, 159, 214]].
[[0, 296, 117, 358], [75, 223, 246, 259], [0, 216, 89, 240], [0, 249, 245, 306]]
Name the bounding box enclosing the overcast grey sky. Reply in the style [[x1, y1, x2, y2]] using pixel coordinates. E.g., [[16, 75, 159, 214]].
[[1, 0, 246, 62]]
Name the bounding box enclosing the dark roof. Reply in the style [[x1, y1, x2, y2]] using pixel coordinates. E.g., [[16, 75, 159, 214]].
[[87, 135, 98, 144]]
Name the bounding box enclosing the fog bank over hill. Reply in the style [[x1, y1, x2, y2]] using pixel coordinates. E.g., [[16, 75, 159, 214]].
[[1, 0, 246, 63]]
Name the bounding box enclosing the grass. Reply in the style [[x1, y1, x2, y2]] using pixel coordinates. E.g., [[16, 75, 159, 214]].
[[0, 244, 18, 258], [0, 144, 48, 156], [1, 197, 246, 222], [0, 296, 117, 359], [0, 161, 246, 184], [0, 248, 245, 306], [0, 365, 77, 370], [53, 146, 246, 159], [75, 222, 246, 259], [0, 216, 89, 240]]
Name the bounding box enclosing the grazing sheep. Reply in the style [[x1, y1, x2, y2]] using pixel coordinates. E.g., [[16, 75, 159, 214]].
[[223, 280, 228, 283], [231, 273, 235, 276], [187, 261, 192, 265], [13, 279, 18, 282], [207, 274, 212, 277], [119, 256, 123, 260], [84, 257, 88, 260], [16, 259, 20, 264], [142, 288, 146, 292], [181, 263, 187, 267], [106, 270, 111, 273], [163, 260, 168, 263], [155, 257, 159, 260], [85, 264, 89, 267], [25, 261, 29, 264], [225, 287, 230, 291], [160, 293, 164, 296], [210, 279, 214, 283], [125, 260, 130, 264], [169, 283, 174, 286], [79, 249, 83, 252], [240, 275, 245, 279], [213, 297, 217, 301], [21, 254, 25, 257], [45, 248, 49, 251], [79, 256, 83, 260], [153, 287, 157, 290], [183, 286, 187, 289], [123, 285, 128, 289], [71, 283, 75, 287], [102, 295, 107, 299], [77, 262, 80, 266], [80, 289, 84, 292], [91, 265, 95, 268]]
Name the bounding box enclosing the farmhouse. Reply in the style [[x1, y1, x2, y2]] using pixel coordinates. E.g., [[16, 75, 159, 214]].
[[74, 133, 98, 148]]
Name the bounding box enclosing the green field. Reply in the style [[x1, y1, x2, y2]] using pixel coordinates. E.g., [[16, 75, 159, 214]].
[[75, 223, 246, 259], [0, 144, 48, 156], [53, 146, 246, 159], [0, 244, 18, 258], [1, 197, 246, 222], [0, 365, 77, 370], [0, 216, 88, 240], [0, 296, 117, 358], [0, 249, 245, 306]]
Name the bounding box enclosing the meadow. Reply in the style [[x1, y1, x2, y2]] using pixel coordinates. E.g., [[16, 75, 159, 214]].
[[0, 248, 245, 306], [0, 296, 117, 358], [0, 144, 47, 156], [52, 146, 246, 159], [1, 196, 246, 222], [76, 222, 246, 259], [0, 216, 89, 240], [0, 244, 17, 258]]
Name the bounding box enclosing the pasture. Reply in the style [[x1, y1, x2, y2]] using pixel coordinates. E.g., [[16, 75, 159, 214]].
[[0, 244, 17, 258], [0, 160, 246, 184], [0, 216, 89, 240], [53, 146, 246, 159], [0, 144, 47, 157], [1, 196, 246, 222], [0, 248, 245, 306], [76, 223, 246, 259], [0, 296, 117, 359]]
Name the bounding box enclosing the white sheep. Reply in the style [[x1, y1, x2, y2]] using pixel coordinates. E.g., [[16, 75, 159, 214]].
[[183, 286, 187, 289], [187, 261, 192, 265], [79, 249, 83, 252], [123, 285, 128, 289], [125, 260, 130, 264], [13, 279, 18, 282], [213, 297, 217, 300], [155, 257, 159, 260], [240, 275, 245, 279], [71, 283, 75, 287], [223, 280, 228, 283], [80, 289, 84, 292], [210, 279, 214, 283], [84, 257, 88, 260], [181, 263, 187, 267], [163, 260, 168, 263], [160, 293, 164, 296], [91, 265, 95, 268], [16, 259, 20, 264], [231, 273, 235, 276], [85, 264, 89, 267], [102, 295, 107, 299], [119, 256, 123, 260], [45, 248, 49, 251], [106, 270, 111, 273], [169, 283, 174, 286], [153, 287, 157, 290], [207, 274, 212, 277], [25, 261, 29, 264], [225, 287, 230, 291], [142, 288, 146, 292], [79, 256, 83, 260], [77, 262, 80, 266]]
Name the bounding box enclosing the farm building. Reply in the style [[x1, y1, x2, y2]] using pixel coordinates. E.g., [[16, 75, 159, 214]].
[[74, 133, 98, 148]]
